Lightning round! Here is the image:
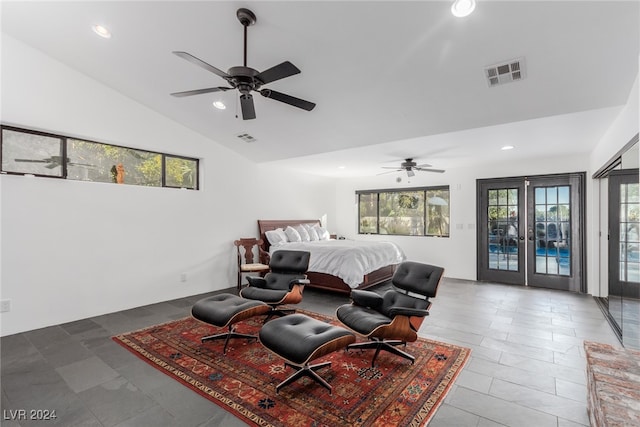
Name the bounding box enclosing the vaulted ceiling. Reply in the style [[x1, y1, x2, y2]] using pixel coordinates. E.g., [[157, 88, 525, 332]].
[[2, 1, 638, 177]]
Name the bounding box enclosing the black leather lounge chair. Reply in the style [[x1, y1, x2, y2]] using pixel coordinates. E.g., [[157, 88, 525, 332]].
[[240, 249, 310, 319], [336, 261, 444, 367]]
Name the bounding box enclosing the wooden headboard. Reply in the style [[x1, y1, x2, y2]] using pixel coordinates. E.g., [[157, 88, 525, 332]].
[[257, 219, 321, 259]]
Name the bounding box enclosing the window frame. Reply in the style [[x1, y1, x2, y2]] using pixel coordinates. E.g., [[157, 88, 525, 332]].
[[357, 185, 450, 237], [1, 125, 199, 190]]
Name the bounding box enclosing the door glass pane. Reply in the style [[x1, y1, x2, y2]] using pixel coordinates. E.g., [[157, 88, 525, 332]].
[[488, 187, 519, 271], [534, 185, 570, 276], [619, 182, 640, 283]]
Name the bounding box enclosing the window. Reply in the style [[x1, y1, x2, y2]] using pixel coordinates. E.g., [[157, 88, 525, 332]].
[[164, 156, 198, 189], [1, 126, 199, 190], [357, 186, 450, 237], [1, 128, 64, 177]]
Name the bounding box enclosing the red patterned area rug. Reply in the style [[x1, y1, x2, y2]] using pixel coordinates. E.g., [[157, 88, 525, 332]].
[[113, 310, 470, 427]]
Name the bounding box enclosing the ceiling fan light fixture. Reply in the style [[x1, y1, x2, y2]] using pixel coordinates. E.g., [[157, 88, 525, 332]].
[[451, 0, 476, 18], [212, 101, 226, 110], [92, 24, 111, 39]]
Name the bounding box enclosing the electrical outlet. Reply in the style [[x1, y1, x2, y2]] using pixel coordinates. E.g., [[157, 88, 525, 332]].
[[0, 299, 11, 313], [180, 273, 187, 283]]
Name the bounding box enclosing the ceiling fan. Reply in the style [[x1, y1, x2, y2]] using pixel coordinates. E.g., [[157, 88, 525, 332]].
[[170, 8, 316, 120], [15, 156, 95, 169], [380, 158, 445, 177]]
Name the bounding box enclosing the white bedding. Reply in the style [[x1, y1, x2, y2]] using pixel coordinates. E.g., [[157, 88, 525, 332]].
[[271, 239, 405, 288]]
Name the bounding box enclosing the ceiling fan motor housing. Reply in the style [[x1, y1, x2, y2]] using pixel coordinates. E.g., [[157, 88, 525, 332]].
[[402, 159, 417, 168], [227, 66, 262, 94]]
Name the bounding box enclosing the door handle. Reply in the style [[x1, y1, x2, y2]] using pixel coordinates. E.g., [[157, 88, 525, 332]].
[[528, 228, 534, 241]]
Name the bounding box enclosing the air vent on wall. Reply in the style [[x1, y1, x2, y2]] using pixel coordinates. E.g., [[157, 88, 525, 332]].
[[236, 133, 258, 143], [485, 58, 525, 87]]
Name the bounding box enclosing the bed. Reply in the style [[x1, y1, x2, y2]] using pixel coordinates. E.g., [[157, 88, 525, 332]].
[[257, 219, 405, 294]]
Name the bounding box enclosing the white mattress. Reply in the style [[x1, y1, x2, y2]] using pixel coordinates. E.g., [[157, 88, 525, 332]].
[[271, 239, 405, 288]]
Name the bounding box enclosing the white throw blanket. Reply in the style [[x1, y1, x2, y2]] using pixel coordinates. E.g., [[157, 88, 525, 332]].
[[271, 240, 405, 288]]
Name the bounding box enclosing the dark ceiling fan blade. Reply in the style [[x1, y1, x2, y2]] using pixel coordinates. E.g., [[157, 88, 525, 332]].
[[255, 61, 301, 84], [260, 89, 315, 111], [415, 167, 446, 173], [172, 51, 230, 79], [170, 87, 233, 97], [415, 163, 432, 168], [381, 166, 403, 169], [240, 94, 256, 120], [376, 169, 402, 176]]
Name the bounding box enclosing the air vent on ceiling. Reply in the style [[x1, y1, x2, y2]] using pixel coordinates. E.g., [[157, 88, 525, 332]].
[[236, 133, 258, 143], [485, 58, 525, 87]]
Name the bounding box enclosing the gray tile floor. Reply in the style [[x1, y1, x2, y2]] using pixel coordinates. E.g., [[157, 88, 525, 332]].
[[1, 278, 620, 426]]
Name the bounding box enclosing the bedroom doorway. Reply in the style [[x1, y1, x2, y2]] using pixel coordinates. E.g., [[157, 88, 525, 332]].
[[477, 173, 585, 292]]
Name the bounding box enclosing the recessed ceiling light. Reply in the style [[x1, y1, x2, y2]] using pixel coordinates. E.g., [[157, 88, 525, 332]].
[[451, 0, 476, 18], [338, 166, 346, 169], [501, 145, 515, 151], [92, 24, 111, 39], [212, 101, 226, 110]]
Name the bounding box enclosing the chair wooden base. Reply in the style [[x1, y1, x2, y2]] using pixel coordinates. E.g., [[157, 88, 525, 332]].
[[347, 338, 415, 367], [201, 325, 258, 354], [276, 361, 333, 394]]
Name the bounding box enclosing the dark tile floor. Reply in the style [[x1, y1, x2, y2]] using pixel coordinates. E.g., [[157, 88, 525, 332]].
[[1, 278, 620, 426]]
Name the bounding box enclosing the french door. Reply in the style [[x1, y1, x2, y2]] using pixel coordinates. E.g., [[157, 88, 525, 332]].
[[608, 169, 640, 344], [477, 173, 585, 292]]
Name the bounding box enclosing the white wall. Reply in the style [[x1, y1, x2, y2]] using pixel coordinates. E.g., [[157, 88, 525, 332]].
[[0, 35, 336, 336]]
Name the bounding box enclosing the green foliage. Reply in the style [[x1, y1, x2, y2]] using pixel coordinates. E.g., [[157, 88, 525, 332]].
[[358, 188, 450, 236]]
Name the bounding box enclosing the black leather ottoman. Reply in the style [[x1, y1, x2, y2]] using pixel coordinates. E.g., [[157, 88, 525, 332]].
[[259, 313, 356, 394], [192, 294, 270, 354]]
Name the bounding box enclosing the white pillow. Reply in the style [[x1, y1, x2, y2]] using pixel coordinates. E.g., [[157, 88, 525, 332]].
[[295, 225, 310, 242], [265, 228, 288, 246], [284, 226, 302, 243], [313, 225, 330, 240], [305, 224, 319, 241]]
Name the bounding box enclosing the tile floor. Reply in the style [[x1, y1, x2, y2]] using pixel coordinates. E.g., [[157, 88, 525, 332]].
[[1, 278, 621, 426]]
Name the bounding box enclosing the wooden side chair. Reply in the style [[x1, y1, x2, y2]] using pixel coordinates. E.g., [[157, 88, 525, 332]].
[[234, 238, 270, 291]]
